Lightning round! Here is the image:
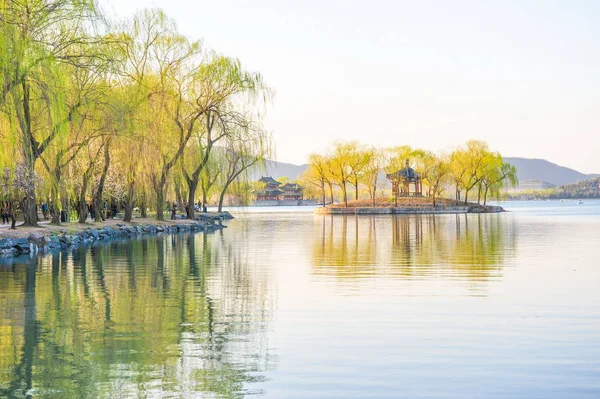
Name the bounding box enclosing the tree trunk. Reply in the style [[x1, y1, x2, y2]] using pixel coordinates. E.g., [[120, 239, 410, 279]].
[[21, 177, 38, 226], [483, 186, 489, 206], [174, 179, 184, 212], [202, 187, 208, 213], [186, 178, 199, 220], [77, 197, 88, 224], [328, 183, 334, 205], [321, 182, 326, 207], [50, 170, 61, 225], [217, 166, 249, 212], [9, 200, 17, 230], [10, 212, 17, 229], [94, 141, 111, 222], [123, 181, 135, 222], [61, 190, 70, 223], [77, 162, 95, 224], [341, 183, 348, 207], [372, 182, 377, 207], [140, 193, 147, 218], [354, 179, 359, 201], [217, 184, 230, 213], [16, 80, 39, 227], [153, 171, 167, 221]]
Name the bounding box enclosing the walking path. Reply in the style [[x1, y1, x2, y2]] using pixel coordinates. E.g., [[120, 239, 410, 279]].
[[0, 220, 51, 229]]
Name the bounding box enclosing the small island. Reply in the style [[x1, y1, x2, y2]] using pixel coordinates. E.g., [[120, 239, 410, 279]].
[[308, 146, 509, 215]]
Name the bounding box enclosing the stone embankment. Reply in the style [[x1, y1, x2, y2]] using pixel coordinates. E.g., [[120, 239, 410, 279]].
[[0, 212, 233, 258], [315, 205, 504, 215]]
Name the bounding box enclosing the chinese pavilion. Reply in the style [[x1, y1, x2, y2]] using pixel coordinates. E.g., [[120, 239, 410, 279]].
[[386, 160, 423, 198]]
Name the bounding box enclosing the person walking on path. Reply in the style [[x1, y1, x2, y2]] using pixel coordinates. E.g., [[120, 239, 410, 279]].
[[1, 204, 9, 224], [171, 203, 177, 220], [41, 202, 48, 220]]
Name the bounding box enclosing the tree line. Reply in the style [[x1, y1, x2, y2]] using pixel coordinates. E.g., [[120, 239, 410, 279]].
[[507, 177, 600, 200], [0, 2, 272, 228], [302, 140, 518, 207]]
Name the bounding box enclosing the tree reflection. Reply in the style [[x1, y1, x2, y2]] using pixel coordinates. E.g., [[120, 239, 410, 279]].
[[0, 231, 274, 398], [313, 214, 517, 282]]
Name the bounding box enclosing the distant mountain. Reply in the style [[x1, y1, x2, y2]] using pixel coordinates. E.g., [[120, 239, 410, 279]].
[[503, 157, 597, 186], [249, 157, 597, 188], [249, 160, 308, 181]]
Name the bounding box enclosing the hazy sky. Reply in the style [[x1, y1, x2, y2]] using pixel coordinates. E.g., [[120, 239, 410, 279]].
[[102, 0, 600, 173]]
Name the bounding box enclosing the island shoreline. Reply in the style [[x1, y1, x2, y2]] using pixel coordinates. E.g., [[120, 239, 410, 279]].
[[315, 205, 505, 215]]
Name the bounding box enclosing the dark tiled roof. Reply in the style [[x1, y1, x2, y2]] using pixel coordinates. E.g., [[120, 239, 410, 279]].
[[259, 176, 280, 185], [386, 167, 419, 181], [280, 183, 303, 190]]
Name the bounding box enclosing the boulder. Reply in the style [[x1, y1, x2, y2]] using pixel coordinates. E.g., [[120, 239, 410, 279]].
[[27, 232, 48, 247], [0, 239, 14, 250]]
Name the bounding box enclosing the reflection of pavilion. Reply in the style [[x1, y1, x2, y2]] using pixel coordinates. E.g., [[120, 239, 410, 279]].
[[386, 160, 423, 198]]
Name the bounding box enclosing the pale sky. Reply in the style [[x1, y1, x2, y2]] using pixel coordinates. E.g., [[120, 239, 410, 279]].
[[101, 0, 600, 173]]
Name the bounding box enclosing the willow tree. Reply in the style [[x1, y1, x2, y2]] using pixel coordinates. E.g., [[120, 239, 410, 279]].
[[449, 148, 468, 203], [328, 142, 358, 207], [112, 9, 202, 220], [38, 61, 113, 224], [304, 153, 337, 206], [421, 152, 450, 206], [302, 155, 327, 207], [148, 41, 204, 221], [359, 148, 381, 206], [179, 56, 270, 220], [198, 152, 222, 212], [459, 140, 490, 205], [0, 0, 106, 225], [479, 154, 518, 205], [216, 124, 272, 212]]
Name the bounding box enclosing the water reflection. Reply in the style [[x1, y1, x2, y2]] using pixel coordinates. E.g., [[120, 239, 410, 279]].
[[0, 232, 274, 398], [312, 214, 517, 282]]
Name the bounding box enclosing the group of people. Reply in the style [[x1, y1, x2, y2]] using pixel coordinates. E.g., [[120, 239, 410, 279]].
[[168, 202, 203, 220], [85, 201, 120, 221]]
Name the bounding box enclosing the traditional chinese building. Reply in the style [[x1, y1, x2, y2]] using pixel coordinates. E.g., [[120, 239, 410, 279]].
[[279, 183, 304, 200], [254, 177, 304, 202], [386, 160, 423, 197], [255, 176, 283, 200]]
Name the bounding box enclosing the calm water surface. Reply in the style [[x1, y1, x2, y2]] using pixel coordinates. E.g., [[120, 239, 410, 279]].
[[1, 200, 599, 398]]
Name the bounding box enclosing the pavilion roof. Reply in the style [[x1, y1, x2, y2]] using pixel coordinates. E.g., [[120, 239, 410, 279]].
[[280, 183, 302, 190], [386, 166, 420, 181], [259, 176, 280, 185]]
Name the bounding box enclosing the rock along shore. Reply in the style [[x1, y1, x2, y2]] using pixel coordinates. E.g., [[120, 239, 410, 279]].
[[314, 205, 505, 215], [0, 212, 233, 259]]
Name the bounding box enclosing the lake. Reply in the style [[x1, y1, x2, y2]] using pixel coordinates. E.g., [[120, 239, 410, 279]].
[[1, 200, 599, 398]]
